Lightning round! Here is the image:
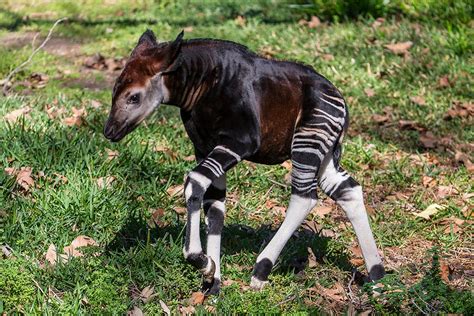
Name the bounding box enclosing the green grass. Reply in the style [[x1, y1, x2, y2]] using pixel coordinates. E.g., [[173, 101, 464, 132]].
[[1, 0, 473, 314]]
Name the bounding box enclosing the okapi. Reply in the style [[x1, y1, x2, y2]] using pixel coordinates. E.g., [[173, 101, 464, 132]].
[[104, 30, 385, 294]]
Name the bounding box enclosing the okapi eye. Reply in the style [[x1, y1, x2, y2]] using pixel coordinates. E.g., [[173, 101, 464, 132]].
[[127, 93, 140, 104]]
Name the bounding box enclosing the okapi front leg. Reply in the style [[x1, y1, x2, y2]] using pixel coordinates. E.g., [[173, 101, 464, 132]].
[[202, 174, 226, 295], [183, 146, 240, 288]]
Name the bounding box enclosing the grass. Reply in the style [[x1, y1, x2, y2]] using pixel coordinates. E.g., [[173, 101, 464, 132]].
[[1, 0, 473, 314]]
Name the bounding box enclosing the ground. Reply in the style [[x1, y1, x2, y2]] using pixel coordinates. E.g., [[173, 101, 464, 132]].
[[0, 1, 473, 314]]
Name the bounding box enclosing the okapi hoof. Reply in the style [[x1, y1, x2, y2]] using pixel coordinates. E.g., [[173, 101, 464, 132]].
[[200, 256, 216, 284], [250, 275, 268, 290], [369, 264, 386, 282], [202, 277, 221, 296]]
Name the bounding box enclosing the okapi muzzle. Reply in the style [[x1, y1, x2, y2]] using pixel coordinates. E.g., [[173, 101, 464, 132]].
[[104, 29, 386, 296]]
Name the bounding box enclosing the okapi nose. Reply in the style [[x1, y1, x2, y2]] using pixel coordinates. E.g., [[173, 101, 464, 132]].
[[103, 119, 116, 139]]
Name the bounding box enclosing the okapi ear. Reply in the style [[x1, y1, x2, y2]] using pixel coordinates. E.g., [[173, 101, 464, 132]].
[[131, 29, 158, 57], [162, 31, 184, 74]]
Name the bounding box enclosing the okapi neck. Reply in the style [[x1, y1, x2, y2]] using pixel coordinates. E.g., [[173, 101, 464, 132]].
[[163, 48, 219, 111]]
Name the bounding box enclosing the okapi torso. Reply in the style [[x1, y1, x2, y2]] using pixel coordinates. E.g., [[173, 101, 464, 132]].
[[104, 30, 385, 295]]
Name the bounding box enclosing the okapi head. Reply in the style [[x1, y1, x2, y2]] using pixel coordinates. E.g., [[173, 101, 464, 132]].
[[104, 30, 184, 142]]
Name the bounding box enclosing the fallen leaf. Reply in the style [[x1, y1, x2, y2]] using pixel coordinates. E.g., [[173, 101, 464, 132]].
[[140, 285, 155, 303], [311, 205, 332, 218], [160, 300, 171, 316], [372, 17, 385, 28], [4, 106, 31, 123], [422, 175, 437, 188], [90, 100, 102, 109], [399, 120, 424, 131], [281, 160, 292, 170], [97, 176, 116, 189], [63, 235, 98, 257], [319, 229, 336, 238], [440, 263, 451, 282], [183, 155, 195, 161], [105, 148, 119, 161], [4, 167, 16, 175], [410, 96, 426, 106], [413, 204, 444, 220], [444, 101, 473, 120], [222, 279, 236, 286], [128, 306, 144, 316], [16, 167, 34, 191], [180, 306, 195, 315], [148, 208, 165, 228], [454, 151, 474, 173], [45, 244, 58, 265], [436, 185, 458, 199], [438, 75, 451, 88], [372, 113, 390, 124], [384, 41, 413, 55], [364, 88, 375, 97], [174, 207, 186, 215], [419, 132, 437, 149], [235, 15, 246, 27], [63, 107, 85, 127], [321, 54, 334, 61], [189, 291, 206, 305], [307, 247, 317, 268], [167, 184, 184, 197], [308, 16, 321, 28]]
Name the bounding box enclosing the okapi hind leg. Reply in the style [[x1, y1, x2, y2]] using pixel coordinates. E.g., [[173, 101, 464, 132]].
[[201, 175, 226, 295], [318, 148, 385, 281], [251, 89, 347, 290]]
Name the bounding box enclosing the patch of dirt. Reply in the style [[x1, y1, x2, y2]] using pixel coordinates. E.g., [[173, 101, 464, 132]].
[[0, 32, 83, 57]]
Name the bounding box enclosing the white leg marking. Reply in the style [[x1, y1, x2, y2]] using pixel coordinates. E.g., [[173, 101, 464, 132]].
[[256, 195, 317, 264]]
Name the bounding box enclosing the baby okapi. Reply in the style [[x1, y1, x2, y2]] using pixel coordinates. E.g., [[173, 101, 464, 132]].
[[104, 30, 385, 294]]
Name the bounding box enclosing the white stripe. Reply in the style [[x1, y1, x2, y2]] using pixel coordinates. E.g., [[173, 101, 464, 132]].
[[207, 157, 224, 175], [320, 97, 345, 112], [188, 171, 212, 189], [214, 146, 241, 162], [321, 93, 345, 105]]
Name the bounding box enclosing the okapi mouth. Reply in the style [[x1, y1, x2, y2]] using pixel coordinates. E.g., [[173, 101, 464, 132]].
[[104, 119, 136, 142]]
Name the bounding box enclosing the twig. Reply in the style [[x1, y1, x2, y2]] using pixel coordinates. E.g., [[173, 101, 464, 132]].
[[268, 178, 288, 188], [1, 244, 13, 257], [2, 17, 67, 95]]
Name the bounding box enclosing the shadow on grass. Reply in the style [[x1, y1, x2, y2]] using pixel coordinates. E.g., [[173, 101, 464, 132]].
[[105, 211, 353, 279]]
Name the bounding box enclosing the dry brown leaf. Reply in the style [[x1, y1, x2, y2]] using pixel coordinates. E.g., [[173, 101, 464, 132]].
[[413, 204, 444, 220], [180, 306, 195, 315], [174, 207, 186, 215], [307, 247, 317, 268], [148, 208, 165, 228], [128, 306, 144, 316], [16, 167, 34, 191], [281, 160, 292, 170], [183, 155, 195, 161], [63, 235, 98, 257], [444, 101, 474, 120], [419, 132, 437, 149], [63, 107, 85, 127], [45, 244, 58, 265], [235, 15, 246, 27], [372, 17, 385, 28], [45, 105, 65, 119], [372, 114, 389, 124], [364, 88, 375, 97], [97, 176, 116, 189], [160, 300, 171, 316], [4, 106, 31, 123], [311, 205, 332, 218], [438, 75, 451, 88], [436, 185, 458, 199], [454, 151, 474, 173], [399, 120, 424, 131], [4, 167, 16, 176], [321, 54, 334, 61], [167, 184, 184, 197], [410, 95, 426, 106], [90, 100, 102, 109], [140, 285, 155, 303], [422, 175, 437, 188], [308, 16, 321, 28], [189, 291, 206, 305], [440, 263, 451, 282], [384, 41, 413, 55], [105, 148, 119, 161], [318, 283, 345, 302]]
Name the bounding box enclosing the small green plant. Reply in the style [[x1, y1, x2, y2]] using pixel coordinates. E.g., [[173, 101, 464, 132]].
[[0, 258, 36, 313]]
